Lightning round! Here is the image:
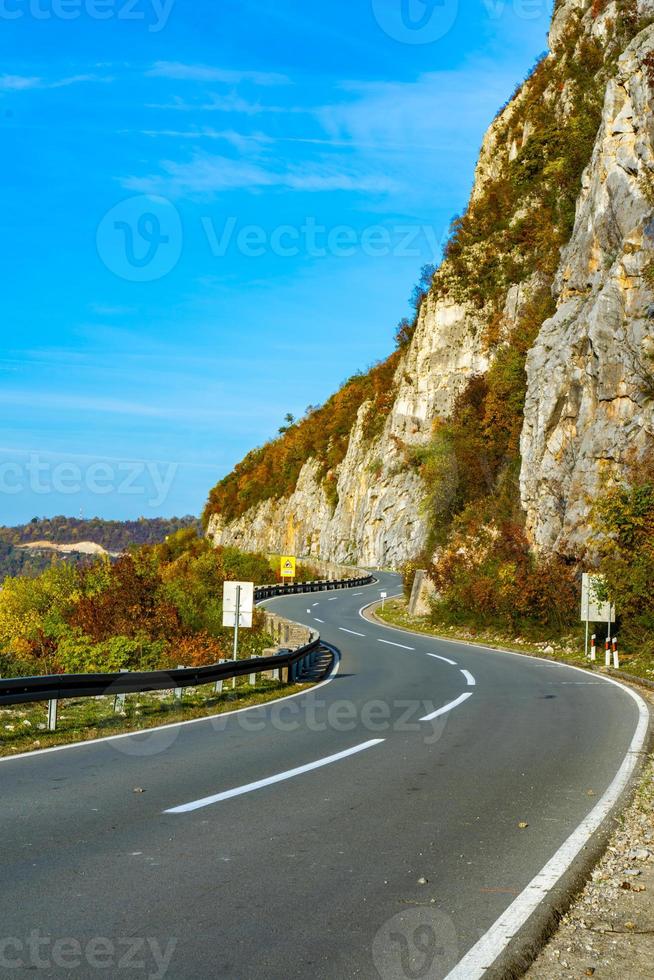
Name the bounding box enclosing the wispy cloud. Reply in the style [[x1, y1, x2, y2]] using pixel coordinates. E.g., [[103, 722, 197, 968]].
[[0, 75, 41, 91], [146, 93, 288, 115], [0, 72, 112, 92], [147, 61, 291, 87], [318, 67, 514, 152], [0, 389, 285, 424], [122, 152, 399, 197]]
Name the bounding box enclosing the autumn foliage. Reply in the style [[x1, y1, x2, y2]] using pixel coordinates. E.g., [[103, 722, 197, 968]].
[[0, 531, 276, 679], [203, 353, 401, 523]]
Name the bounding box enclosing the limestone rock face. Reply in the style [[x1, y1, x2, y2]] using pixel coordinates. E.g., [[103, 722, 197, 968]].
[[521, 26, 654, 552]]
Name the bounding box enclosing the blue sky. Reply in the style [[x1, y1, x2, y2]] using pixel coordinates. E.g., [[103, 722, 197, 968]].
[[0, 0, 553, 525]]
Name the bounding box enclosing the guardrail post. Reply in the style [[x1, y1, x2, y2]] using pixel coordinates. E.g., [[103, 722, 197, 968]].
[[249, 657, 257, 686], [114, 669, 129, 713], [48, 699, 58, 732], [174, 665, 184, 705]]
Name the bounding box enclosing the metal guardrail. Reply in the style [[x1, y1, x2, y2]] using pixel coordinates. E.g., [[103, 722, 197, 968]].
[[0, 574, 374, 707]]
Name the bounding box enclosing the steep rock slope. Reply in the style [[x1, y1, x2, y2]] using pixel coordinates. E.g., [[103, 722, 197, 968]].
[[522, 20, 654, 552], [206, 0, 654, 568]]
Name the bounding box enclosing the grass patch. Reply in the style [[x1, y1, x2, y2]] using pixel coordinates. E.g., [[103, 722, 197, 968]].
[[375, 599, 654, 684], [0, 676, 309, 757]]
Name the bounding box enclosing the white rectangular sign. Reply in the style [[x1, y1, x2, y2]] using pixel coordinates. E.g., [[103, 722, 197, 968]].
[[581, 573, 615, 624], [222, 581, 254, 629]]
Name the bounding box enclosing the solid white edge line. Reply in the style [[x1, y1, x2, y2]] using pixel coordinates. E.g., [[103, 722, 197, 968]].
[[0, 645, 342, 765], [445, 675, 649, 979], [378, 638, 414, 651], [461, 669, 476, 687], [164, 738, 385, 814], [420, 692, 473, 722], [339, 627, 365, 637], [427, 653, 458, 666]]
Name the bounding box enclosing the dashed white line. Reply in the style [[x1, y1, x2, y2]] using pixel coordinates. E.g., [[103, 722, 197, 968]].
[[461, 669, 476, 687], [378, 638, 414, 651], [314, 618, 325, 624], [312, 602, 319, 607], [328, 597, 338, 601], [339, 627, 365, 637], [427, 653, 458, 666], [420, 693, 473, 722], [164, 739, 385, 814]]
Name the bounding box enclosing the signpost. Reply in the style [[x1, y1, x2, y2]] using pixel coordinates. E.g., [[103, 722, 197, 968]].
[[223, 581, 254, 689], [280, 556, 296, 580], [581, 573, 616, 659], [380, 591, 388, 611]]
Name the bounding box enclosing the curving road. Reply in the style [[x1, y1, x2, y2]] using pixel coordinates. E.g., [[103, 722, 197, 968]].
[[0, 572, 648, 979]]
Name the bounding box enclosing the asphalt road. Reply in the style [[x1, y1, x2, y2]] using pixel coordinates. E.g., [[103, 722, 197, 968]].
[[0, 573, 648, 979]]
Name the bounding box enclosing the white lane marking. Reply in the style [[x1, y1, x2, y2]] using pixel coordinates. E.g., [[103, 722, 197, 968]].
[[420, 693, 473, 722], [306, 608, 311, 614], [328, 597, 338, 601], [445, 678, 649, 980], [312, 602, 319, 607], [378, 638, 414, 651], [427, 653, 458, 666], [339, 627, 365, 637], [353, 592, 363, 596], [164, 739, 385, 814], [314, 618, 325, 624], [461, 669, 476, 687], [358, 594, 404, 621], [0, 649, 342, 765]]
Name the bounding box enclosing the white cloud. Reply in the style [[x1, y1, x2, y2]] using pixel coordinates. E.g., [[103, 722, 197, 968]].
[[0, 72, 111, 92], [147, 61, 290, 87], [318, 66, 515, 153], [146, 92, 288, 115], [122, 152, 399, 197], [0, 75, 42, 91]]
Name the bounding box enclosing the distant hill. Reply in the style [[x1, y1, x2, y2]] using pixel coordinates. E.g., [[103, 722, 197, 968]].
[[0, 516, 201, 580]]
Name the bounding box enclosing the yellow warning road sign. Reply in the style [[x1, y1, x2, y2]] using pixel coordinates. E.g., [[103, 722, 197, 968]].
[[280, 556, 296, 578]]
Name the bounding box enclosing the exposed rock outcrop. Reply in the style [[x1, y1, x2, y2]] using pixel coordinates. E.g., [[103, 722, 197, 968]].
[[521, 25, 654, 552]]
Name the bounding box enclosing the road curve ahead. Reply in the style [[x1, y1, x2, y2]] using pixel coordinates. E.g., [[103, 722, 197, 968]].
[[0, 572, 649, 979]]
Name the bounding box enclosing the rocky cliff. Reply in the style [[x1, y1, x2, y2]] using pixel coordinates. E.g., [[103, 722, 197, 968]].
[[522, 15, 654, 552], [206, 0, 654, 569]]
